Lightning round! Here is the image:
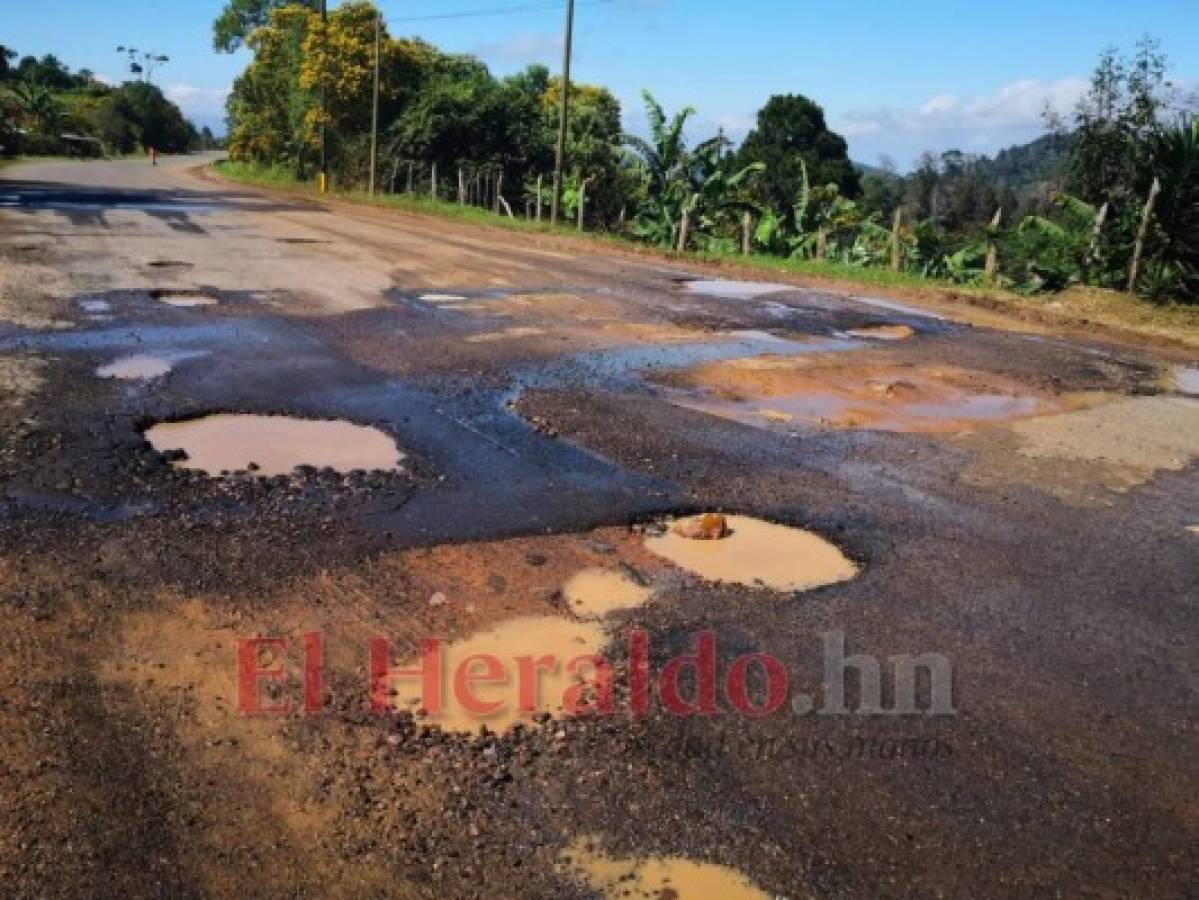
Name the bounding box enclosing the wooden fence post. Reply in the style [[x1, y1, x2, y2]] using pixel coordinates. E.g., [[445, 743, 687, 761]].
[[406, 161, 414, 194], [429, 162, 438, 200], [742, 211, 753, 256], [815, 227, 827, 260], [577, 175, 594, 231], [1127, 178, 1161, 293], [458, 167, 466, 205], [677, 207, 691, 254], [984, 207, 1003, 286], [494, 172, 503, 215], [536, 175, 543, 223], [891, 207, 904, 272]]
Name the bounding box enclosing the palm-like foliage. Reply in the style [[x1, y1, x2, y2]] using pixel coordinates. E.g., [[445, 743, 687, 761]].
[[9, 80, 63, 136], [1139, 116, 1199, 298]]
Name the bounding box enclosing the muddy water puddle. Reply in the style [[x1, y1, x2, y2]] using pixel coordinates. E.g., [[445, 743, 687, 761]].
[[848, 324, 915, 341], [681, 279, 795, 300], [1172, 367, 1199, 396], [645, 514, 857, 593], [145, 414, 403, 476], [390, 615, 606, 734], [562, 568, 653, 618], [153, 289, 218, 308], [465, 326, 546, 343], [78, 299, 112, 314], [97, 351, 208, 380], [559, 837, 768, 899], [660, 354, 1063, 433]]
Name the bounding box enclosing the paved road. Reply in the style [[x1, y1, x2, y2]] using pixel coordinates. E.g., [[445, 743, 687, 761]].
[[0, 154, 1196, 898]]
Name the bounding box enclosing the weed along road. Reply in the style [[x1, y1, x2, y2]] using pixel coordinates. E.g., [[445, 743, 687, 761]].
[[1, 154, 1198, 898]]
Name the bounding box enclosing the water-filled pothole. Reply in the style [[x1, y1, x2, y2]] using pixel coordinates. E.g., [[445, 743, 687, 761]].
[[390, 616, 606, 734], [144, 414, 403, 477], [559, 837, 768, 899], [562, 568, 653, 618], [681, 279, 794, 300], [78, 299, 111, 314], [660, 356, 1064, 433], [276, 237, 328, 245], [848, 324, 915, 341], [152, 289, 218, 308], [465, 327, 545, 343], [1172, 367, 1199, 396], [644, 514, 857, 593], [97, 351, 208, 380], [147, 260, 193, 270]]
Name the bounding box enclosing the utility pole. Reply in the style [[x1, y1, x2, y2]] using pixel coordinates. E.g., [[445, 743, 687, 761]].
[[369, 7, 381, 196], [319, 0, 329, 194], [550, 0, 576, 226]]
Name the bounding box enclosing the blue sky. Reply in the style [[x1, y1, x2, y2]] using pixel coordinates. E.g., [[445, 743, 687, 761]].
[[5, 0, 1197, 168]]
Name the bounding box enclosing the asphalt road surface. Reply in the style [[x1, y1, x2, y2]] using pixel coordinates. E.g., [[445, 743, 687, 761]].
[[0, 154, 1196, 898]]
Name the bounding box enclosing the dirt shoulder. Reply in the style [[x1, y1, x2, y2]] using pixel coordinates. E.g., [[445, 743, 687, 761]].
[[199, 161, 1199, 359]]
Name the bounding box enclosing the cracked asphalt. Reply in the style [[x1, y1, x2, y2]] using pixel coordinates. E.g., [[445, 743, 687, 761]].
[[0, 154, 1196, 899]]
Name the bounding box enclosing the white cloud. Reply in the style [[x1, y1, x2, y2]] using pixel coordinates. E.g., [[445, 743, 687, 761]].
[[164, 83, 231, 117], [472, 32, 563, 66], [834, 76, 1088, 168]]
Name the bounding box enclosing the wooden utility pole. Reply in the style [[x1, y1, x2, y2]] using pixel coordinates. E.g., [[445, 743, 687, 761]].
[[1128, 178, 1161, 293], [890, 207, 904, 272], [984, 207, 1002, 286], [318, 0, 328, 193], [368, 8, 381, 196], [550, 0, 576, 226]]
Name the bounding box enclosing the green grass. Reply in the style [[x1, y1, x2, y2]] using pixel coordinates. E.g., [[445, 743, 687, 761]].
[[214, 159, 1199, 346]]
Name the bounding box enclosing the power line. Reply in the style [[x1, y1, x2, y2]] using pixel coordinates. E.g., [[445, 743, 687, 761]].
[[386, 0, 611, 24]]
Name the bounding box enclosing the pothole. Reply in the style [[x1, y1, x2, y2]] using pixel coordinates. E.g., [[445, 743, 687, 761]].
[[562, 568, 653, 618], [389, 616, 606, 734], [147, 260, 193, 270], [78, 299, 111, 314], [465, 327, 545, 343], [144, 414, 404, 477], [848, 324, 915, 341], [275, 237, 327, 245], [559, 836, 769, 899], [97, 351, 208, 381], [680, 279, 794, 300], [419, 293, 469, 303], [643, 514, 857, 593], [151, 289, 219, 308], [1172, 367, 1199, 396], [658, 355, 1066, 433]]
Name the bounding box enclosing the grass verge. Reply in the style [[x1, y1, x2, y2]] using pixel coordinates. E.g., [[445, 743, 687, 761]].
[[213, 159, 1199, 351]]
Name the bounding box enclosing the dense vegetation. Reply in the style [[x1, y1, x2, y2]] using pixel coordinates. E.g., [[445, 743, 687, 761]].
[[0, 44, 213, 157], [214, 4, 1199, 305]]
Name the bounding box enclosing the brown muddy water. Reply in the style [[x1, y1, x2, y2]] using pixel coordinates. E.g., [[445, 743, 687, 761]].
[[562, 569, 653, 618], [390, 616, 606, 734], [559, 837, 769, 899], [644, 514, 857, 593], [661, 355, 1064, 433], [848, 324, 916, 341], [465, 327, 546, 343], [97, 351, 208, 380], [144, 414, 403, 476]]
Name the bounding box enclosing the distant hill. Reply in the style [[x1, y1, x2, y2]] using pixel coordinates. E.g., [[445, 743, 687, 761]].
[[854, 132, 1074, 187]]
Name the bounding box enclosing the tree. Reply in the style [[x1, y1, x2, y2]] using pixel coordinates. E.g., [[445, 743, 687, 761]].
[[214, 0, 320, 53], [737, 94, 860, 233], [0, 45, 15, 80], [10, 80, 63, 136], [623, 90, 702, 245]]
